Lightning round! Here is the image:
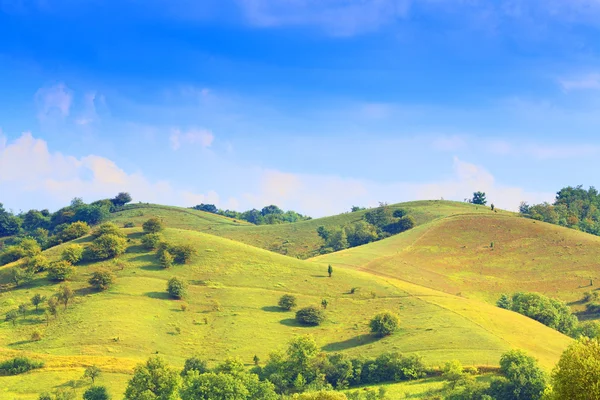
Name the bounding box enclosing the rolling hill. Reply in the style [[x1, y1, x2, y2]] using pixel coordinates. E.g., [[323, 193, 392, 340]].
[[0, 219, 571, 398], [312, 212, 600, 306]]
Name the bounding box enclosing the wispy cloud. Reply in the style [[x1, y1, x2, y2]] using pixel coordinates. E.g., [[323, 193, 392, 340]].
[[169, 128, 214, 150], [237, 0, 411, 36], [35, 83, 73, 121], [559, 74, 600, 91]]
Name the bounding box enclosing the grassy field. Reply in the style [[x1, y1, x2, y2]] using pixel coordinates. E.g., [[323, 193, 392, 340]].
[[110, 201, 507, 259], [313, 213, 600, 307], [0, 222, 570, 398]]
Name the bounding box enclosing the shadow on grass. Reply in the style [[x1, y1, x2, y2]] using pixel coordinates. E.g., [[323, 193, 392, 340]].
[[145, 291, 171, 300], [75, 287, 96, 297], [310, 275, 327, 278], [127, 232, 145, 240], [321, 334, 379, 352], [280, 318, 315, 328], [262, 306, 286, 312]]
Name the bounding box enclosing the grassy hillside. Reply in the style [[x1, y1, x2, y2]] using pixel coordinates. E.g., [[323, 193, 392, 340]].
[[110, 201, 507, 259], [0, 225, 570, 398], [313, 213, 600, 306]]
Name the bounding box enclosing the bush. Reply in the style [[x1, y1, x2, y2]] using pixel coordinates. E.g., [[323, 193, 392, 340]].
[[157, 242, 195, 264], [142, 218, 164, 234], [159, 250, 174, 269], [85, 234, 128, 260], [141, 233, 162, 250], [47, 261, 76, 281], [92, 222, 125, 238], [19, 238, 42, 257], [123, 222, 135, 228], [295, 306, 325, 326], [24, 255, 50, 273], [89, 268, 116, 291], [0, 357, 44, 375], [167, 277, 187, 299], [369, 311, 399, 337], [61, 244, 84, 264], [83, 386, 110, 400], [58, 221, 91, 242], [278, 294, 297, 311], [0, 246, 26, 265], [181, 357, 208, 376]]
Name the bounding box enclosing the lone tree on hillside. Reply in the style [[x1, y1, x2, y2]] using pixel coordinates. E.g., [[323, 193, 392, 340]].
[[112, 192, 133, 207], [31, 293, 46, 311], [471, 191, 487, 205], [295, 306, 326, 326], [278, 294, 297, 311], [143, 218, 164, 234], [328, 264, 333, 278], [167, 277, 187, 299], [83, 365, 102, 384], [369, 311, 400, 337], [57, 284, 75, 310], [89, 269, 116, 291]]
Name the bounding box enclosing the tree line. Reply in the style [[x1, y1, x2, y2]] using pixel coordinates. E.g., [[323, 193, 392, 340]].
[[317, 203, 415, 254], [191, 203, 311, 225]]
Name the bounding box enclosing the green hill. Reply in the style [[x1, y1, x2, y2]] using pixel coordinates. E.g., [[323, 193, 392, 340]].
[[0, 222, 570, 398], [312, 212, 600, 306], [111, 201, 508, 259]]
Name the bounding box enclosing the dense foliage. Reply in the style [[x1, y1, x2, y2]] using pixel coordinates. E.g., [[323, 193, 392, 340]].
[[369, 311, 399, 337], [0, 357, 44, 375], [497, 292, 577, 335], [551, 337, 600, 400], [191, 203, 311, 225], [317, 203, 415, 254], [520, 185, 600, 236], [295, 306, 326, 326]]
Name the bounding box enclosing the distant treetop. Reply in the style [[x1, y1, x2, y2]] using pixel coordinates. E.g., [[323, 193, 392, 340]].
[[190, 203, 311, 225]]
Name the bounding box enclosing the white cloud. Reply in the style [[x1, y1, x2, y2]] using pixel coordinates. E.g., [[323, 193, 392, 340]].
[[237, 0, 411, 36], [75, 91, 100, 125], [170, 128, 214, 150], [240, 158, 553, 217], [35, 83, 73, 121], [0, 132, 218, 211], [559, 74, 600, 91], [432, 135, 467, 151]]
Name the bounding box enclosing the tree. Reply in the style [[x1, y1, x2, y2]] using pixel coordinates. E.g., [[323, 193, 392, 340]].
[[141, 233, 163, 250], [5, 309, 18, 326], [295, 306, 326, 326], [192, 204, 218, 214], [442, 360, 465, 389], [293, 391, 347, 400], [159, 250, 174, 269], [47, 261, 76, 281], [488, 350, 547, 400], [124, 356, 180, 400], [471, 191, 487, 205], [83, 386, 110, 400], [551, 337, 600, 400], [25, 254, 50, 273], [10, 267, 34, 287], [61, 244, 84, 264], [167, 277, 187, 299], [85, 234, 128, 260], [57, 221, 91, 242], [278, 294, 297, 311], [57, 284, 75, 310], [31, 293, 47, 311], [83, 365, 102, 384], [89, 269, 116, 291], [19, 238, 42, 257], [0, 203, 21, 237], [182, 357, 208, 377], [47, 297, 59, 318], [321, 299, 329, 309], [143, 218, 164, 234], [369, 311, 399, 337], [112, 192, 133, 207], [328, 265, 333, 278], [180, 371, 277, 400]]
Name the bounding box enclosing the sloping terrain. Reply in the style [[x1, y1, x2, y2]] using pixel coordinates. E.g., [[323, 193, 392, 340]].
[[0, 224, 570, 398], [313, 213, 600, 305], [110, 201, 508, 259]]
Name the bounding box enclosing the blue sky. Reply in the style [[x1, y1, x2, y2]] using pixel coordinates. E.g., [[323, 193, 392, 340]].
[[2, 0, 600, 216]]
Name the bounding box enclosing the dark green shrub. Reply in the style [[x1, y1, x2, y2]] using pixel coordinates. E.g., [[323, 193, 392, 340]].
[[85, 234, 127, 260], [278, 294, 297, 311], [167, 277, 187, 299], [57, 221, 91, 242], [295, 306, 325, 326], [141, 233, 162, 250], [92, 222, 125, 238], [83, 386, 110, 400], [47, 261, 76, 281], [61, 244, 83, 264], [88, 268, 116, 291], [123, 222, 135, 228], [369, 311, 399, 337], [142, 218, 163, 234], [0, 357, 44, 375], [181, 357, 208, 376], [0, 246, 26, 265]]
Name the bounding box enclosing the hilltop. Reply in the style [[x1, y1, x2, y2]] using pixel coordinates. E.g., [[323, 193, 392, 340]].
[[313, 212, 600, 306], [0, 220, 570, 398], [110, 201, 507, 259]]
